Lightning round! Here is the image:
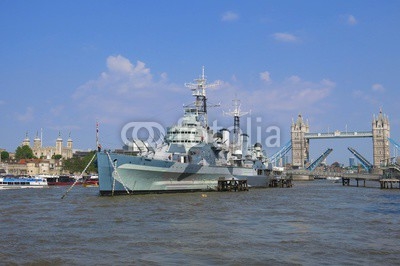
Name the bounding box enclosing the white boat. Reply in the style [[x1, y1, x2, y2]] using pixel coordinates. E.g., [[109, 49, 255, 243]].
[[0, 176, 48, 189], [326, 176, 341, 182]]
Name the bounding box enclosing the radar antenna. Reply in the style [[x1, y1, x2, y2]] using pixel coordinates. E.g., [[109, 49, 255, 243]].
[[184, 66, 220, 127], [224, 98, 250, 146]]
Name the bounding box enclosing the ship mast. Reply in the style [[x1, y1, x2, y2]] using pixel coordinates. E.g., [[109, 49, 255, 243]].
[[184, 66, 219, 127], [224, 98, 250, 146]]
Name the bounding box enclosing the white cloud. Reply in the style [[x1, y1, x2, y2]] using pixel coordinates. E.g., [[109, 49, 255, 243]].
[[347, 15, 357, 25], [72, 57, 335, 140], [16, 107, 34, 122], [352, 83, 385, 106], [221, 11, 239, 22], [340, 14, 358, 26], [372, 83, 385, 92], [260, 77, 334, 111], [260, 71, 271, 82], [287, 75, 301, 83], [50, 105, 65, 116], [107, 55, 135, 73], [72, 55, 186, 125], [272, 32, 298, 43], [321, 79, 336, 88], [211, 74, 334, 115], [74, 55, 164, 98], [353, 90, 378, 105], [160, 72, 168, 80]]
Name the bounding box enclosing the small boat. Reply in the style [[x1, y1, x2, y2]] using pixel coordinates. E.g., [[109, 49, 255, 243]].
[[326, 176, 341, 182], [82, 175, 99, 187], [46, 175, 81, 186], [0, 176, 48, 189]]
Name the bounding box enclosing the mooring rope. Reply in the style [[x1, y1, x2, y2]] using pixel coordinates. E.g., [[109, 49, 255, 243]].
[[61, 153, 97, 199], [106, 152, 130, 195]]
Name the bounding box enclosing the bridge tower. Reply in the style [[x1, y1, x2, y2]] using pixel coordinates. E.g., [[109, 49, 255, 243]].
[[291, 114, 309, 168], [372, 109, 390, 168]]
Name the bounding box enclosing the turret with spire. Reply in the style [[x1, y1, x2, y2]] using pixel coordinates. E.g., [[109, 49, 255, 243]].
[[56, 131, 63, 155], [372, 108, 390, 169], [33, 131, 41, 149], [291, 113, 310, 168], [21, 132, 30, 147]]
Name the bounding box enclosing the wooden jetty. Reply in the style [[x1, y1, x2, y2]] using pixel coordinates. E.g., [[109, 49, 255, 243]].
[[341, 177, 371, 187], [380, 178, 400, 189], [217, 178, 248, 192], [340, 174, 400, 189], [269, 177, 293, 188]]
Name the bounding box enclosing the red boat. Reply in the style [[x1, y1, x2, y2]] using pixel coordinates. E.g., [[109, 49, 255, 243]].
[[82, 175, 99, 187], [47, 175, 82, 186]]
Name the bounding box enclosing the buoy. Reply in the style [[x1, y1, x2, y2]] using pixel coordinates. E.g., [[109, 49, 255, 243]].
[[201, 194, 207, 198]]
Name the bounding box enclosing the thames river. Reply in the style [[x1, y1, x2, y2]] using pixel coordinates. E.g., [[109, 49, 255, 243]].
[[0, 180, 399, 265]]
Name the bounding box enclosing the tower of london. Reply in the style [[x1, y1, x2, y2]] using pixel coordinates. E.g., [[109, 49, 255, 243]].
[[21, 131, 73, 159]]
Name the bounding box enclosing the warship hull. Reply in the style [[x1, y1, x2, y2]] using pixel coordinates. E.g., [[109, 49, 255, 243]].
[[97, 152, 270, 195]]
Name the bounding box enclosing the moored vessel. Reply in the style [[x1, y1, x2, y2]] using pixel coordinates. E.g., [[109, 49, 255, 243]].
[[97, 68, 273, 195], [46, 175, 82, 186], [0, 176, 48, 189], [82, 175, 99, 187]]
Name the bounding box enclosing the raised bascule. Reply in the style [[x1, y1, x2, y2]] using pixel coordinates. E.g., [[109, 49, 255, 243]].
[[291, 109, 390, 172], [270, 109, 391, 173]]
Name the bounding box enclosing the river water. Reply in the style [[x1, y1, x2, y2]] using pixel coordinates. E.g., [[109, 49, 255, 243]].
[[0, 180, 399, 265]]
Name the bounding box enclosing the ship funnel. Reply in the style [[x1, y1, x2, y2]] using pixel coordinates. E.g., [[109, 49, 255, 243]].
[[234, 149, 242, 159], [213, 132, 223, 143], [221, 128, 230, 148], [254, 142, 262, 159]]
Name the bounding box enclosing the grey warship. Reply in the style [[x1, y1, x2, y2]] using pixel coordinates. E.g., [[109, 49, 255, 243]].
[[97, 68, 272, 195]]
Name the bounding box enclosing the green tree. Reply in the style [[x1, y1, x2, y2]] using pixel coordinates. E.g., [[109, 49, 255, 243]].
[[15, 145, 35, 160], [63, 151, 97, 174], [52, 154, 62, 160], [1, 151, 9, 161]]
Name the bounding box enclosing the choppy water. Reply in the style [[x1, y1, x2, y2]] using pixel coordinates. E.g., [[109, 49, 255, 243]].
[[0, 181, 399, 265]]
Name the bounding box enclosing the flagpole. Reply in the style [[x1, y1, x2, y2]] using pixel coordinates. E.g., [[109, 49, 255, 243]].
[[96, 121, 101, 152]]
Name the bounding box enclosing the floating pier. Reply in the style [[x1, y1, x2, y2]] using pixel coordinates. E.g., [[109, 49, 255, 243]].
[[217, 178, 248, 192]]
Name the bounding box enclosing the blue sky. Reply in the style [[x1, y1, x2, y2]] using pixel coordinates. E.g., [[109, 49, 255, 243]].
[[1, 0, 399, 165]]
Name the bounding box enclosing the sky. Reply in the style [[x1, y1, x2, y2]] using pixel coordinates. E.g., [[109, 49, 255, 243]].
[[1, 0, 399, 165]]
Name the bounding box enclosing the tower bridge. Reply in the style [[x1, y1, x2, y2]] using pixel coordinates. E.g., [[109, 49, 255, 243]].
[[290, 109, 390, 172]]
